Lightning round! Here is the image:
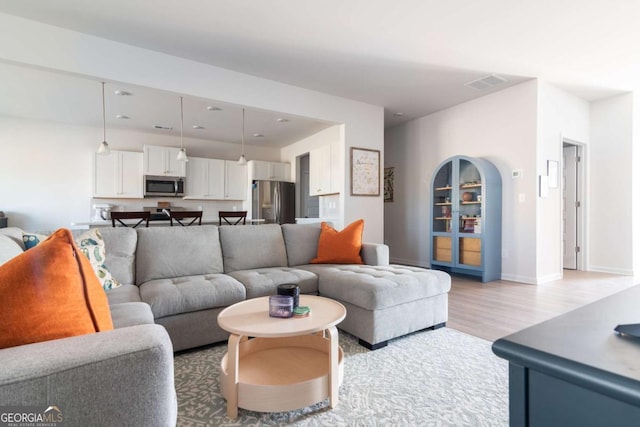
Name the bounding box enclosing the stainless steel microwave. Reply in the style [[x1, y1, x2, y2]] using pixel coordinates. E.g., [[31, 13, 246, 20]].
[[144, 175, 185, 197]]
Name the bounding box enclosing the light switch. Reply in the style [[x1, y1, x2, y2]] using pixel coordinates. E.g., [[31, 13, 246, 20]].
[[519, 193, 526, 203]]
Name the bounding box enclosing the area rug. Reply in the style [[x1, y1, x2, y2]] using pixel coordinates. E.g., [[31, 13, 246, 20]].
[[174, 328, 508, 426]]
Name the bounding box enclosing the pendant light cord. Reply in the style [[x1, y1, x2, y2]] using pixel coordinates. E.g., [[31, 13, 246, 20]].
[[180, 96, 184, 149], [241, 108, 245, 155], [102, 82, 106, 142]]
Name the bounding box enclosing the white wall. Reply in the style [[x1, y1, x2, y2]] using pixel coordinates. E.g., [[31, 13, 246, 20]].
[[589, 93, 634, 275], [281, 125, 346, 230], [536, 82, 590, 281], [0, 117, 278, 231], [634, 93, 640, 278], [385, 81, 538, 280], [0, 13, 384, 241], [385, 78, 637, 283]]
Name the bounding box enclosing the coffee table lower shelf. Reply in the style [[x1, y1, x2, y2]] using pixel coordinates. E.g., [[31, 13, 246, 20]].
[[220, 334, 344, 413]]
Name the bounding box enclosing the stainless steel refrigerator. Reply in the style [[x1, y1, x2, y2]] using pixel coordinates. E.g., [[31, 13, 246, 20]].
[[252, 180, 295, 224]]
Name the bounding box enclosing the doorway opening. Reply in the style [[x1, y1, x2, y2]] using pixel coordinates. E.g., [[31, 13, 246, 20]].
[[298, 154, 319, 219], [562, 141, 584, 270]]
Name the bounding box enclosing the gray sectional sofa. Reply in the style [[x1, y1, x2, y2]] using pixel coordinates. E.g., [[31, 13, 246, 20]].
[[0, 223, 450, 426], [103, 223, 451, 351]]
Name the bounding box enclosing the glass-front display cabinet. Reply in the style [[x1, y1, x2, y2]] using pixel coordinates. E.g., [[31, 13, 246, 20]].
[[430, 155, 502, 282]]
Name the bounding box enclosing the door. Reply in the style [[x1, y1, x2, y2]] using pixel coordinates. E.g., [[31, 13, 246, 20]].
[[253, 181, 275, 223], [563, 145, 579, 270], [224, 160, 247, 200], [309, 144, 331, 195], [185, 157, 206, 198], [119, 151, 143, 197], [94, 151, 118, 197]]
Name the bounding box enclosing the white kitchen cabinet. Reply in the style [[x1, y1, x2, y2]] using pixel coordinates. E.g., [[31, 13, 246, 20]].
[[309, 144, 340, 196], [224, 160, 248, 200], [184, 157, 225, 199], [93, 150, 143, 198], [143, 145, 186, 177], [250, 160, 291, 181]]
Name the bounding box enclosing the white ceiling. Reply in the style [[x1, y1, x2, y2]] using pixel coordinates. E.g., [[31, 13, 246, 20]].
[[0, 62, 333, 147], [1, 0, 640, 143]]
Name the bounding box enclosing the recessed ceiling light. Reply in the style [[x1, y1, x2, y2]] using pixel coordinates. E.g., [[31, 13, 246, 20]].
[[253, 133, 264, 138], [114, 90, 132, 96], [153, 125, 173, 130], [115, 114, 130, 119], [277, 118, 290, 123], [207, 106, 222, 111], [394, 112, 404, 117], [192, 125, 205, 129]]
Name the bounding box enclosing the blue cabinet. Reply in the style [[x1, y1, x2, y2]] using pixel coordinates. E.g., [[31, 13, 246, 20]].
[[430, 155, 502, 282]]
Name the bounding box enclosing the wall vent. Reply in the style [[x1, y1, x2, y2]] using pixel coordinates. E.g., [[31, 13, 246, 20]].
[[464, 74, 507, 90]]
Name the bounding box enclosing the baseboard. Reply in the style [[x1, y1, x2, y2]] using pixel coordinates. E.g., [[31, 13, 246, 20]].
[[391, 263, 567, 285], [587, 265, 634, 276], [500, 273, 562, 285], [534, 272, 563, 284]]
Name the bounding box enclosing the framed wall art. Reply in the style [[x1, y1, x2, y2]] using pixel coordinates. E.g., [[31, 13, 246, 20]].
[[384, 167, 394, 202], [351, 147, 380, 196]]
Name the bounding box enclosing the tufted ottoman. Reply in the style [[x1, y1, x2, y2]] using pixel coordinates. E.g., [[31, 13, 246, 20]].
[[299, 264, 451, 349]]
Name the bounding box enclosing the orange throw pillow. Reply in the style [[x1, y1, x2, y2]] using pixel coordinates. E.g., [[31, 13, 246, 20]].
[[0, 228, 113, 349], [311, 219, 364, 264]]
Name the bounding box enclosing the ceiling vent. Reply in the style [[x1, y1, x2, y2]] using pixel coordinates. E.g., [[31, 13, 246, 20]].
[[464, 74, 507, 90], [153, 125, 173, 131]]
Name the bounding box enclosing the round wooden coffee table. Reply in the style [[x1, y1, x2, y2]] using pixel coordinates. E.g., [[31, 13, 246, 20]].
[[217, 295, 346, 419]]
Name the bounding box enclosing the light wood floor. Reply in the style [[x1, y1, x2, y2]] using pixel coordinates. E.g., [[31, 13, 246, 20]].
[[447, 270, 637, 342]]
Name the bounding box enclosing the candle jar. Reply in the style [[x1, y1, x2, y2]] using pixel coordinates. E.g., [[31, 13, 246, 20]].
[[277, 284, 300, 308]]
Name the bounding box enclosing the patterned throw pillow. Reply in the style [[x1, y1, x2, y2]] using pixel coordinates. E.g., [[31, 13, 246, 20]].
[[76, 229, 122, 290], [22, 232, 49, 250]]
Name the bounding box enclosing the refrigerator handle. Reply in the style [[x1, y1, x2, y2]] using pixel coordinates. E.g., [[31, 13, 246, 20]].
[[274, 184, 280, 223]]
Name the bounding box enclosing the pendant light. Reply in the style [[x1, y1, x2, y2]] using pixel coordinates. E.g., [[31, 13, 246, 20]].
[[176, 96, 189, 162], [97, 82, 110, 155], [238, 108, 247, 165]]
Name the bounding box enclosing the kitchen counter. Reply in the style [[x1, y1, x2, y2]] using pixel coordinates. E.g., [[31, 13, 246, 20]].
[[71, 217, 265, 227], [295, 218, 331, 224]]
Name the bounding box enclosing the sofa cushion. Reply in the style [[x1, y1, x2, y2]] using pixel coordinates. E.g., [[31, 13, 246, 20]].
[[139, 274, 246, 319], [300, 264, 451, 311], [0, 228, 113, 349], [0, 227, 27, 250], [136, 225, 223, 285], [219, 224, 288, 273], [311, 220, 364, 264], [0, 234, 22, 265], [106, 284, 142, 305], [109, 302, 155, 328], [281, 223, 321, 266], [99, 227, 138, 286], [228, 267, 319, 299]]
